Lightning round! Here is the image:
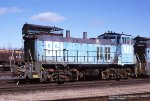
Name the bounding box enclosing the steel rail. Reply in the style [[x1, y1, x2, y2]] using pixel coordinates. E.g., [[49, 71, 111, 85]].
[[0, 78, 150, 92]]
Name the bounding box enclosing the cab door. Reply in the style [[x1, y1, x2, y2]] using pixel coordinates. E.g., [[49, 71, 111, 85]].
[[121, 36, 134, 65]]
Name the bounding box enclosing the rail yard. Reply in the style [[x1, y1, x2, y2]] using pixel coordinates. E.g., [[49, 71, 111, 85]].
[[0, 23, 150, 100], [0, 79, 150, 100]]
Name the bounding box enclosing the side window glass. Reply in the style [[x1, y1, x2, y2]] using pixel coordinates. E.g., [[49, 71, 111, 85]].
[[105, 47, 107, 60], [122, 37, 124, 44], [108, 47, 110, 60], [100, 47, 103, 60], [131, 38, 134, 44], [97, 47, 99, 60], [127, 37, 130, 44]]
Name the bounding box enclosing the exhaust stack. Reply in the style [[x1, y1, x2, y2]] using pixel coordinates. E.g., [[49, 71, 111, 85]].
[[66, 30, 70, 38], [83, 32, 87, 39]]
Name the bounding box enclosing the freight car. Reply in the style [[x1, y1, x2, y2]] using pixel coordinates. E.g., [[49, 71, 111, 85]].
[[0, 49, 23, 71], [12, 23, 149, 83]]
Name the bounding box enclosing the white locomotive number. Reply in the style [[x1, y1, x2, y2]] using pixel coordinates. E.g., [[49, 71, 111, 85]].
[[53, 42, 63, 56], [123, 46, 132, 54], [45, 41, 63, 56]]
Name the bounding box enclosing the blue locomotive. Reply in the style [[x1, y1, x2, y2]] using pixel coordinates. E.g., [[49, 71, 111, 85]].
[[12, 23, 150, 82]]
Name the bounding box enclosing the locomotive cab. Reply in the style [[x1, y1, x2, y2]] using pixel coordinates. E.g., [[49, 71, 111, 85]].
[[98, 31, 135, 66], [119, 35, 135, 65], [97, 31, 135, 79]]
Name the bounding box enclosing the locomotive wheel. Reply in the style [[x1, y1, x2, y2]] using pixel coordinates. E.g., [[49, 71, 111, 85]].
[[123, 70, 128, 79], [53, 74, 70, 81], [78, 71, 86, 80]]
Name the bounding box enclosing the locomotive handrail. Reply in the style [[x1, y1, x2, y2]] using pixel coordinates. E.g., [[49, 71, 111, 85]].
[[42, 50, 115, 64], [28, 49, 34, 72], [113, 43, 121, 63], [135, 53, 141, 63]]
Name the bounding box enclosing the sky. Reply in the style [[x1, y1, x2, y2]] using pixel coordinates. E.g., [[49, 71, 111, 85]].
[[0, 0, 150, 49]]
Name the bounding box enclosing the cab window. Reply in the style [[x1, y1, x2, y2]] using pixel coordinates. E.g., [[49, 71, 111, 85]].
[[122, 37, 131, 44]]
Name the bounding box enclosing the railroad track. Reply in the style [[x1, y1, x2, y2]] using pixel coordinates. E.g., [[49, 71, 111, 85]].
[[51, 93, 150, 101], [0, 78, 150, 92], [0, 79, 150, 101]]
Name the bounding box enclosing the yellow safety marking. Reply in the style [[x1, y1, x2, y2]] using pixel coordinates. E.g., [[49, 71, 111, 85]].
[[33, 75, 39, 78]]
